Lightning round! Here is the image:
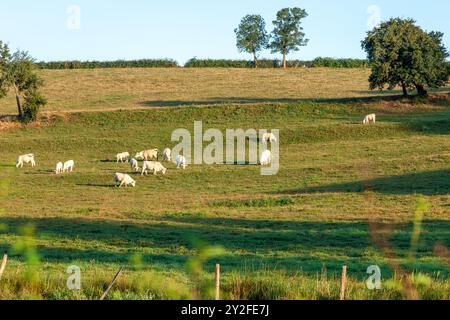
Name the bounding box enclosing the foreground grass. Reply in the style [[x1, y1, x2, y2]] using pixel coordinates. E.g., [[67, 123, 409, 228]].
[[1, 262, 448, 300], [0, 89, 449, 299]]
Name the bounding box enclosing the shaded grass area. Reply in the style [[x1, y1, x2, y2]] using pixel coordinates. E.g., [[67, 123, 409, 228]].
[[211, 197, 295, 208], [0, 216, 448, 276], [278, 170, 450, 196]]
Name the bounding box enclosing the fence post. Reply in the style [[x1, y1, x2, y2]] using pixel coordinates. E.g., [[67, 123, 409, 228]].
[[215, 264, 221, 300], [340, 265, 347, 300], [100, 266, 124, 300], [0, 254, 7, 280]]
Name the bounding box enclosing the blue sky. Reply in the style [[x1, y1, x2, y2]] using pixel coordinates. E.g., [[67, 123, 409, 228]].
[[0, 1, 449, 64]]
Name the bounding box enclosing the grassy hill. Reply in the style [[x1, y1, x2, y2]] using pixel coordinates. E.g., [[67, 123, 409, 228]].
[[0, 68, 378, 114], [0, 68, 449, 300]]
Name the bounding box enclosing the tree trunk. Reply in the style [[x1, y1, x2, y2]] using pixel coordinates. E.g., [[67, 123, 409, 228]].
[[16, 95, 23, 119], [253, 52, 258, 69], [401, 81, 408, 97], [13, 85, 23, 119], [282, 50, 287, 69], [415, 84, 428, 96]]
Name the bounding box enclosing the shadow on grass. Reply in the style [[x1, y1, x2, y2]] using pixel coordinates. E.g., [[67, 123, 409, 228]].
[[382, 109, 450, 135], [223, 161, 259, 166], [0, 114, 18, 121], [99, 159, 122, 163], [140, 91, 449, 109], [140, 95, 404, 108], [276, 170, 450, 196], [0, 163, 16, 168], [0, 216, 448, 276], [24, 169, 55, 175], [352, 87, 450, 96], [76, 183, 116, 188]]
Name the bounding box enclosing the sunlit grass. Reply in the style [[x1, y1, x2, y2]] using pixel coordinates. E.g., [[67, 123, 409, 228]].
[[0, 71, 448, 299]]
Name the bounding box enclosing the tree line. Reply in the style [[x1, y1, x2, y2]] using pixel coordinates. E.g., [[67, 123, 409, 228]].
[[35, 59, 178, 69], [183, 58, 370, 68], [35, 58, 370, 69]]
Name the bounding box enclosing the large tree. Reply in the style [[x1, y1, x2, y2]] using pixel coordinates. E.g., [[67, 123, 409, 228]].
[[269, 7, 309, 68], [235, 15, 269, 68], [362, 18, 449, 96], [0, 41, 45, 120]]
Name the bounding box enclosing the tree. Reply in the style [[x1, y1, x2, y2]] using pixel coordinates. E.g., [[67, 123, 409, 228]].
[[22, 89, 47, 123], [234, 15, 269, 68], [0, 41, 11, 101], [269, 7, 309, 68], [0, 41, 45, 121], [362, 18, 449, 96]]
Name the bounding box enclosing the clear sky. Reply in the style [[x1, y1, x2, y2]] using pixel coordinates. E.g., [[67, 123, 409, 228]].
[[0, 0, 449, 64]]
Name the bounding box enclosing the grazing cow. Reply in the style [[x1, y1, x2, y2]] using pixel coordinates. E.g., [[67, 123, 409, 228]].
[[16, 154, 36, 168], [55, 162, 63, 174], [176, 155, 187, 170], [162, 148, 172, 162], [116, 152, 130, 163], [130, 158, 139, 172], [141, 161, 167, 176], [363, 114, 376, 125], [260, 150, 272, 166], [262, 133, 277, 143], [135, 149, 158, 161], [114, 173, 136, 187], [63, 160, 75, 173]]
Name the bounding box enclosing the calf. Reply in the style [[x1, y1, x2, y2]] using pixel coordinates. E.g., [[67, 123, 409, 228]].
[[363, 114, 376, 125], [16, 154, 36, 168], [114, 173, 136, 187]]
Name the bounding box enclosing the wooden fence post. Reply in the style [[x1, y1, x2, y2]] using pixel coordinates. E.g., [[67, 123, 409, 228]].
[[340, 265, 347, 300], [215, 264, 221, 300], [100, 266, 124, 300], [0, 254, 7, 280]]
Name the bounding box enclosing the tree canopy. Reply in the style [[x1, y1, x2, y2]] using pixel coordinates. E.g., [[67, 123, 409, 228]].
[[0, 41, 45, 121], [234, 15, 269, 68], [269, 7, 309, 68], [362, 18, 449, 96]]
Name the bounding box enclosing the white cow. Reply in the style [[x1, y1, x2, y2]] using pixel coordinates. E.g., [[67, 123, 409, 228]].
[[141, 161, 167, 176], [363, 114, 376, 125], [116, 152, 130, 163], [176, 155, 187, 170], [114, 173, 136, 188], [262, 133, 277, 143], [130, 158, 139, 172], [135, 149, 158, 161], [16, 154, 36, 168], [63, 160, 75, 173], [260, 150, 272, 166], [55, 162, 63, 174], [162, 148, 172, 162]]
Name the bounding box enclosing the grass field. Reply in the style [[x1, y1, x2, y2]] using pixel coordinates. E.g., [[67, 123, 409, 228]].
[[0, 67, 390, 114], [0, 68, 449, 300]]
